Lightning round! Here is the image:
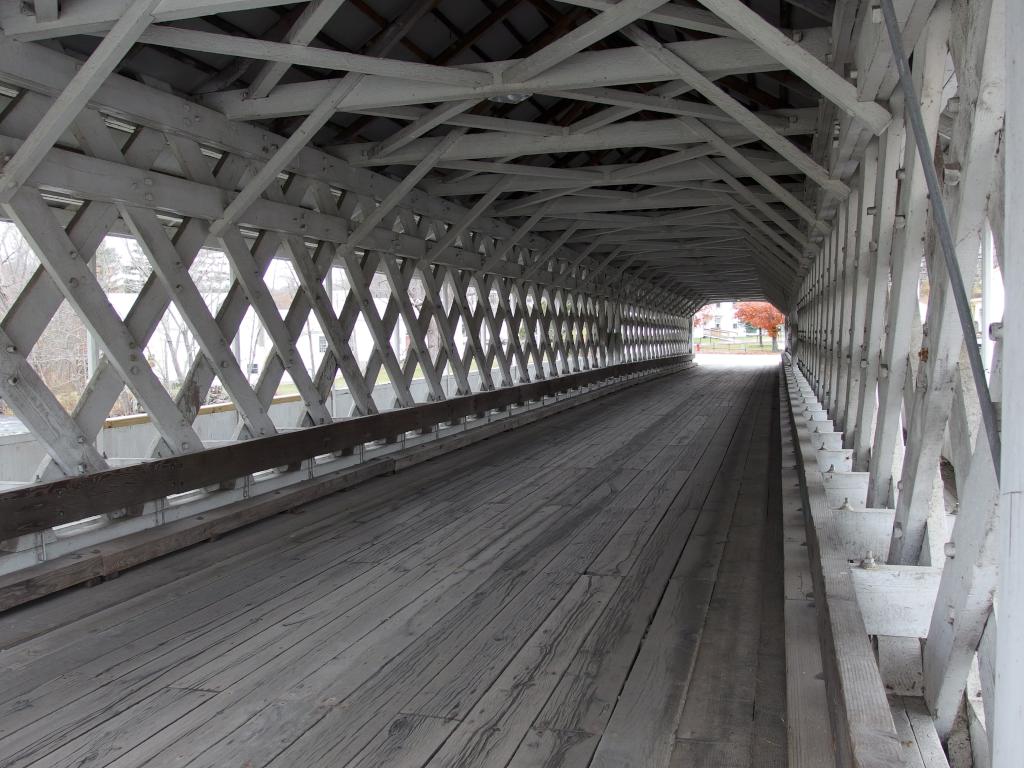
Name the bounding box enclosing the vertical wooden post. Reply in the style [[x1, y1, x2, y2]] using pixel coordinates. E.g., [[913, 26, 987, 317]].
[[853, 109, 905, 470], [994, 0, 1024, 760], [841, 142, 878, 443]]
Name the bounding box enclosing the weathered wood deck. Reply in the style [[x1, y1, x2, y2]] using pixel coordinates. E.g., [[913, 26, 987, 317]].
[[0, 363, 784, 768]]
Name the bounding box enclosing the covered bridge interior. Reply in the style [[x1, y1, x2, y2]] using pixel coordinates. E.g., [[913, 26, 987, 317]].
[[0, 0, 1017, 766]]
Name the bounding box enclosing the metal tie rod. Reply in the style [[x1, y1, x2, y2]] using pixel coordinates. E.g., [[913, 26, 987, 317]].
[[879, 0, 1002, 480]]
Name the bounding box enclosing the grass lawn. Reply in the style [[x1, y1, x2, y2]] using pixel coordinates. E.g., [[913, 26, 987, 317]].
[[695, 335, 780, 354]]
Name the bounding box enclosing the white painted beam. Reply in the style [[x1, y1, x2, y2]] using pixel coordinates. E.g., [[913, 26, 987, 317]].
[[209, 73, 366, 235], [216, 227, 334, 424], [248, 0, 350, 98], [429, 175, 513, 262], [332, 113, 817, 166], [502, 0, 670, 83], [995, 0, 1024, 748], [550, 86, 737, 123], [692, 0, 891, 134], [120, 205, 279, 437], [0, 325, 109, 477], [375, 99, 477, 158], [204, 31, 833, 120], [4, 189, 205, 454], [550, 0, 740, 37], [2, 0, 295, 39], [0, 0, 158, 202], [866, 3, 950, 509], [34, 0, 59, 23], [624, 25, 849, 196], [678, 116, 825, 231], [129, 24, 488, 88]]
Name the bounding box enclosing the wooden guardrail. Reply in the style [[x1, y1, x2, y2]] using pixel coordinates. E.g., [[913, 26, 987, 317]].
[[0, 355, 689, 540]]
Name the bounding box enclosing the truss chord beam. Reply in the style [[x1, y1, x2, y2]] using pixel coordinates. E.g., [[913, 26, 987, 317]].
[[4, 1, 297, 39], [624, 25, 849, 197], [375, 99, 478, 158], [248, 0, 351, 98], [501, 0, 670, 84], [210, 72, 366, 236], [125, 24, 487, 88], [0, 0, 159, 203], [333, 112, 818, 166], [692, 0, 890, 133], [205, 32, 834, 120], [430, 175, 514, 262]]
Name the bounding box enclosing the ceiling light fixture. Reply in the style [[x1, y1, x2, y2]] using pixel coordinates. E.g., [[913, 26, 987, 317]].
[[487, 92, 532, 104]]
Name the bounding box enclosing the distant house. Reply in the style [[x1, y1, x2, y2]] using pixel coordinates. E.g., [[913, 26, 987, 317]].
[[693, 302, 744, 339]]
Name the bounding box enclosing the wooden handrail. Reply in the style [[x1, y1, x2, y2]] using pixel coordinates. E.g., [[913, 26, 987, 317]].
[[0, 355, 690, 540]]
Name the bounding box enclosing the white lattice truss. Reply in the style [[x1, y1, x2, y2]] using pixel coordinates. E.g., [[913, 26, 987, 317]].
[[0, 0, 1017, 764]]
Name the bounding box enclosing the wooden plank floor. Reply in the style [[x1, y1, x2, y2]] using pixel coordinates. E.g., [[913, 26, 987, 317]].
[[0, 363, 785, 768]]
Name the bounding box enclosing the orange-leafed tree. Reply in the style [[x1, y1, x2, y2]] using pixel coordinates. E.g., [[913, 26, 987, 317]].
[[734, 301, 785, 350], [692, 305, 715, 328]]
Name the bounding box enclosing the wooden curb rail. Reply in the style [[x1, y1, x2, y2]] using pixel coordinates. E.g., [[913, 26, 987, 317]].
[[0, 354, 690, 542]]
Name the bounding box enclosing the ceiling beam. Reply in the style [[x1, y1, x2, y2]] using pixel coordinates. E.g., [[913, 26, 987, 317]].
[[210, 73, 368, 235], [548, 0, 741, 37], [624, 25, 848, 196], [203, 29, 833, 120], [126, 22, 486, 87], [2, 0, 297, 39], [248, 0, 349, 98], [692, 0, 890, 133], [493, 189, 764, 215], [331, 112, 817, 166], [501, 0, 670, 83], [548, 86, 741, 123], [0, 0, 158, 202], [427, 152, 796, 195], [781, 0, 834, 23]]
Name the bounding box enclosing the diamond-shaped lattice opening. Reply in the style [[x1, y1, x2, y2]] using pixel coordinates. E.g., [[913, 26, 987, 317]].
[[265, 257, 299, 315], [0, 221, 38, 318], [206, 376, 230, 408], [109, 385, 141, 419], [452, 315, 470, 361], [299, 316, 328, 380], [144, 303, 199, 399], [440, 361, 461, 397], [437, 269, 455, 314], [350, 308, 372, 378], [426, 315, 444, 368], [463, 279, 478, 313], [0, 224, 89, 414], [25, 301, 90, 412], [376, 294, 410, 379], [188, 247, 233, 315], [99, 235, 154, 318], [233, 307, 271, 391], [330, 265, 348, 313]]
